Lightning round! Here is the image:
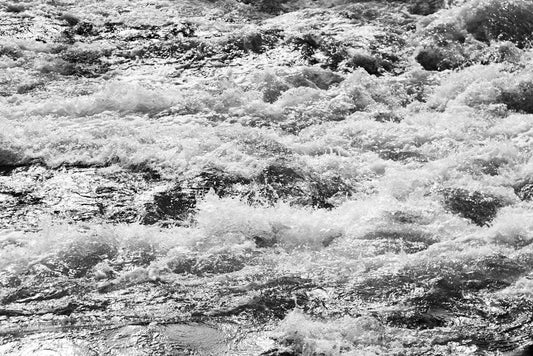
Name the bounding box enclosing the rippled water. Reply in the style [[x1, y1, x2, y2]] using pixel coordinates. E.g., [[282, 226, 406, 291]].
[[1, 0, 533, 355]]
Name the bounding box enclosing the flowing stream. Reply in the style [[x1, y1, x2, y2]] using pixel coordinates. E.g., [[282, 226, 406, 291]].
[[1, 0, 533, 355]]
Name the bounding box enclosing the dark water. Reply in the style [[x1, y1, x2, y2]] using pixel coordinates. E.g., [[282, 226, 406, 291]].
[[1, 0, 533, 354]]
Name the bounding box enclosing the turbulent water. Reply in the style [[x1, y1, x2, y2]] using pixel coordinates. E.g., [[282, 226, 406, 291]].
[[1, 0, 533, 355]]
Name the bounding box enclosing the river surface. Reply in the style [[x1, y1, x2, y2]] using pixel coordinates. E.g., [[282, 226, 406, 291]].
[[1, 0, 533, 355]]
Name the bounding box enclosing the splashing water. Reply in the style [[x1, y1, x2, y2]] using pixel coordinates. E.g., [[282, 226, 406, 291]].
[[1, 0, 533, 355]]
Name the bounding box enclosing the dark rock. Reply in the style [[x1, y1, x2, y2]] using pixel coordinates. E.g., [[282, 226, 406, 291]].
[[5, 3, 26, 13], [285, 67, 344, 90], [103, 21, 122, 33], [60, 46, 111, 77], [346, 52, 382, 75], [289, 33, 348, 71], [463, 0, 533, 49], [260, 75, 290, 103], [224, 29, 282, 54], [257, 163, 303, 193], [0, 44, 23, 60], [408, 0, 447, 16], [252, 162, 352, 208], [238, 0, 289, 14], [140, 185, 196, 225], [442, 188, 506, 226], [321, 232, 341, 247], [50, 238, 118, 278], [140, 168, 251, 225], [514, 179, 533, 201], [193, 167, 251, 197], [289, 33, 321, 61], [499, 81, 533, 114], [254, 163, 305, 204], [225, 32, 264, 54], [60, 13, 80, 26], [167, 22, 196, 38], [0, 273, 21, 288], [308, 174, 353, 209], [378, 149, 426, 162], [0, 148, 23, 166], [320, 39, 348, 71], [415, 44, 466, 71], [340, 4, 380, 21], [513, 344, 533, 356], [16, 81, 44, 94], [387, 211, 425, 224], [74, 22, 95, 36], [415, 46, 444, 71], [253, 235, 278, 248], [126, 162, 161, 180], [469, 158, 504, 176], [373, 111, 403, 123], [0, 308, 29, 316]]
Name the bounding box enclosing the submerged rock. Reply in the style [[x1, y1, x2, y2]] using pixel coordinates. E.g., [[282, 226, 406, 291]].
[[4, 3, 26, 13], [47, 237, 118, 278], [1, 0, 533, 354], [139, 167, 251, 225], [415, 44, 467, 71], [346, 52, 383, 75], [442, 188, 507, 226], [514, 179, 533, 201], [512, 344, 533, 356], [253, 161, 352, 208], [138, 162, 354, 225], [408, 0, 448, 16], [499, 81, 533, 114], [139, 185, 197, 225], [461, 0, 533, 49]]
